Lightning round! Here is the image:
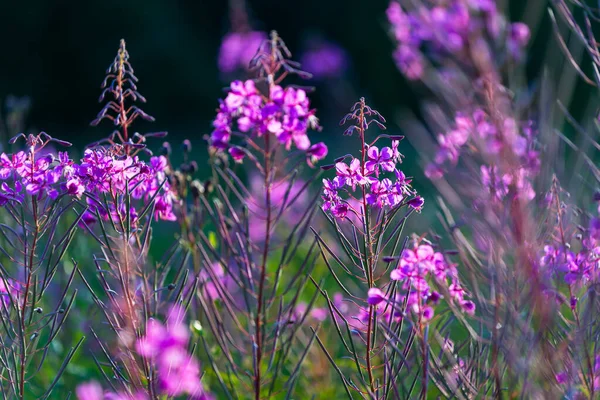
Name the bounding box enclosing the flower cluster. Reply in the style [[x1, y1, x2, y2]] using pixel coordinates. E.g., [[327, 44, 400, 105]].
[[370, 242, 476, 321], [210, 80, 327, 165], [539, 242, 600, 286], [0, 149, 76, 204], [74, 150, 176, 226], [0, 135, 177, 227], [322, 141, 423, 218], [387, 1, 530, 80], [555, 354, 600, 394], [424, 110, 539, 202], [135, 305, 211, 398], [218, 31, 267, 73]]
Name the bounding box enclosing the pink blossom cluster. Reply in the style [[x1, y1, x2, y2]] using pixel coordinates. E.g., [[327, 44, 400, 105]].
[[539, 242, 600, 286], [425, 110, 539, 202], [368, 242, 475, 321], [322, 141, 423, 218], [0, 151, 76, 204], [74, 150, 177, 226], [135, 305, 210, 398], [0, 147, 177, 226], [77, 305, 213, 399], [386, 0, 530, 80], [210, 80, 327, 165]]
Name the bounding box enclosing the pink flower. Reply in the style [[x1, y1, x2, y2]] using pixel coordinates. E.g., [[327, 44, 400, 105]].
[[76, 381, 103, 400]]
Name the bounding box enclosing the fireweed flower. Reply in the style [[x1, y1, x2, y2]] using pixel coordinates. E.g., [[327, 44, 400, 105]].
[[0, 134, 82, 205], [209, 78, 327, 165], [390, 241, 474, 319], [135, 305, 210, 398], [323, 149, 421, 217], [387, 1, 530, 80], [367, 288, 387, 306], [218, 30, 267, 73], [73, 150, 177, 226]]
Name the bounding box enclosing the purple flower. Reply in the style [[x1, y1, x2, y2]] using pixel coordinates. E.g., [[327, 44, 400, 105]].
[[307, 142, 328, 167], [367, 288, 387, 306], [299, 38, 348, 79], [65, 177, 85, 198], [210, 79, 321, 162], [336, 158, 367, 189], [393, 45, 424, 80], [390, 240, 472, 320], [407, 196, 424, 211], [365, 145, 395, 175], [135, 305, 209, 398], [218, 31, 267, 73], [228, 146, 246, 163]]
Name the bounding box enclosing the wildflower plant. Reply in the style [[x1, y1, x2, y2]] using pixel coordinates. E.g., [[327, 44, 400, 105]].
[[188, 30, 333, 399], [314, 97, 474, 398], [0, 131, 86, 398], [73, 40, 211, 399]]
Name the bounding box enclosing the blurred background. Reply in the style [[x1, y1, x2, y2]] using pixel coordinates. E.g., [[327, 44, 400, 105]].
[[0, 0, 593, 195]]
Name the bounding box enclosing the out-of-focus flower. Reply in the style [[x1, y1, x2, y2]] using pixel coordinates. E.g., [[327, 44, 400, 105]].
[[76, 381, 103, 400], [386, 1, 530, 80], [135, 305, 211, 398], [218, 31, 267, 73], [299, 38, 348, 79]]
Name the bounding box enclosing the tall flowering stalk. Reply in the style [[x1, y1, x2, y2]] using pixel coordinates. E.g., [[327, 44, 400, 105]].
[[196, 31, 328, 399], [75, 40, 210, 399], [0, 132, 85, 398], [316, 98, 474, 398]]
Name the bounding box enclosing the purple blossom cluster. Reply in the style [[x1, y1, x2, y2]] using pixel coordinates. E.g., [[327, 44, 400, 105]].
[[135, 305, 210, 398], [0, 142, 177, 226], [75, 150, 176, 226], [386, 1, 530, 80], [539, 241, 600, 287], [389, 242, 475, 319], [367, 242, 474, 321], [77, 306, 212, 399], [0, 150, 75, 204], [555, 354, 600, 395], [210, 80, 327, 165], [322, 141, 423, 218], [424, 110, 539, 202]]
